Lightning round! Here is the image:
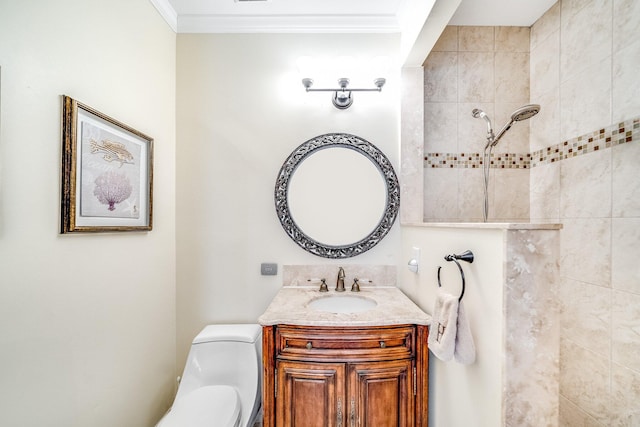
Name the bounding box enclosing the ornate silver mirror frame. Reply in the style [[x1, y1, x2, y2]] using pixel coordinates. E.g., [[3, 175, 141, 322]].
[[275, 133, 400, 258]]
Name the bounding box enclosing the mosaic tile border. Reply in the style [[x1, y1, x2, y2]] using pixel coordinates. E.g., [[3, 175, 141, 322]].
[[424, 117, 640, 169]]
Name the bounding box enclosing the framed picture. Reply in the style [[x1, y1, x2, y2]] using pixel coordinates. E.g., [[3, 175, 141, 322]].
[[61, 95, 153, 233]]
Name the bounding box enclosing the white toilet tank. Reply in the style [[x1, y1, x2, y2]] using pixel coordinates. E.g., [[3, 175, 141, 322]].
[[170, 324, 262, 427]]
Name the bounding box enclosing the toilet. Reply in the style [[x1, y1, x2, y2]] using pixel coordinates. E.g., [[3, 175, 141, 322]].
[[157, 324, 262, 427]]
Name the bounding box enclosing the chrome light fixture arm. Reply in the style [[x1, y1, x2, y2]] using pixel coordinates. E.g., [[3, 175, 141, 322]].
[[301, 78, 386, 110]]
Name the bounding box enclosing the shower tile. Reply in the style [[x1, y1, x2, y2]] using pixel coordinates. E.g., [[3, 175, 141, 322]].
[[424, 51, 458, 102], [560, 278, 611, 358], [432, 25, 458, 52], [458, 52, 494, 103], [559, 396, 604, 427], [560, 149, 611, 219], [457, 167, 485, 222], [530, 90, 560, 152], [458, 26, 494, 52], [612, 40, 640, 124], [530, 162, 560, 222], [612, 290, 640, 372], [530, 1, 560, 51], [613, 0, 640, 54], [610, 363, 640, 426], [560, 56, 612, 143], [559, 339, 612, 424], [424, 102, 458, 153], [612, 218, 640, 294], [560, 218, 611, 288], [423, 167, 458, 221], [612, 140, 640, 217], [495, 27, 529, 53], [492, 169, 529, 221], [560, 0, 612, 83], [530, 28, 559, 99], [494, 52, 530, 103]]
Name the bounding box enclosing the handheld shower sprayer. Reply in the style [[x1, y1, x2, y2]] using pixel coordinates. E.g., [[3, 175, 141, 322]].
[[472, 109, 494, 147], [471, 104, 541, 222]]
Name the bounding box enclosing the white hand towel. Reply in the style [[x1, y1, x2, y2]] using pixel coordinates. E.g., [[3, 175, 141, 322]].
[[453, 301, 476, 365], [428, 289, 459, 361]]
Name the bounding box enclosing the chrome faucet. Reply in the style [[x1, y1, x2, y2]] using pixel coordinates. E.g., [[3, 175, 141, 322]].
[[336, 267, 346, 292]]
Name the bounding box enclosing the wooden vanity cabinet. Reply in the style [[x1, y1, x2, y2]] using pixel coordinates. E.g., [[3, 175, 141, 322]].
[[262, 324, 429, 427]]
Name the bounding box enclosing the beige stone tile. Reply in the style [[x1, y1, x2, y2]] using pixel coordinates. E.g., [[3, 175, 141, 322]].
[[560, 0, 612, 82], [492, 169, 529, 221], [424, 102, 458, 153], [560, 218, 611, 288], [560, 150, 611, 219], [424, 51, 457, 102], [432, 25, 458, 52], [423, 167, 458, 222], [458, 52, 494, 103], [458, 26, 494, 52], [494, 52, 530, 103], [495, 27, 529, 53], [612, 40, 640, 123], [610, 363, 640, 426], [612, 141, 640, 217], [530, 90, 560, 151], [531, 1, 560, 51], [559, 395, 605, 427], [613, 0, 640, 53], [559, 56, 612, 142], [611, 218, 640, 294], [530, 27, 559, 99], [457, 167, 485, 221], [612, 290, 640, 372], [530, 162, 560, 222], [560, 278, 611, 357], [559, 339, 611, 424]]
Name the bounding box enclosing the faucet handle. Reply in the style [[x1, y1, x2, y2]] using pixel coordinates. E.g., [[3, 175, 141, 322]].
[[351, 278, 360, 292], [319, 279, 328, 292]]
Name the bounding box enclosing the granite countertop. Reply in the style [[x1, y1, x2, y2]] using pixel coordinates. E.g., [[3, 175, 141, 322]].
[[258, 286, 430, 327]]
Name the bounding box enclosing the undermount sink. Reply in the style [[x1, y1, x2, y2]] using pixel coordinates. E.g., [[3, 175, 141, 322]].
[[307, 295, 377, 314]]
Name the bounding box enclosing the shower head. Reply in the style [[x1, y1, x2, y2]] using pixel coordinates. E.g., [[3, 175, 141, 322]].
[[472, 108, 495, 143], [491, 104, 541, 147], [511, 104, 540, 121]]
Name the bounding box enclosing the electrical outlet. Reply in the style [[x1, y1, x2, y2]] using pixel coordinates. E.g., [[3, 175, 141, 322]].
[[261, 263, 278, 276]]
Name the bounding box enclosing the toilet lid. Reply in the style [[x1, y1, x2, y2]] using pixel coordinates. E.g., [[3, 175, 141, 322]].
[[157, 385, 241, 427]]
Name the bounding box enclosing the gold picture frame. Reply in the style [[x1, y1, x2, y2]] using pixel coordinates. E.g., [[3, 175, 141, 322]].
[[61, 95, 153, 233]]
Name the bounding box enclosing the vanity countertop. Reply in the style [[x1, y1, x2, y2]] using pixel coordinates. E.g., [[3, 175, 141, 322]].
[[258, 286, 430, 327]]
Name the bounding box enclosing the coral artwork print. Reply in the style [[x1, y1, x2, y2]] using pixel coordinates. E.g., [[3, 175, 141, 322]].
[[93, 171, 133, 211], [79, 120, 142, 219]]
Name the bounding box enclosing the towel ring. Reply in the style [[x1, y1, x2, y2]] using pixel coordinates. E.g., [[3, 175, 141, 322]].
[[437, 250, 474, 302]]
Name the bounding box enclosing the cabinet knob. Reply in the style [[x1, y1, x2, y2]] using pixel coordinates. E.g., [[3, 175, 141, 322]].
[[380, 341, 386, 348], [306, 341, 313, 349]]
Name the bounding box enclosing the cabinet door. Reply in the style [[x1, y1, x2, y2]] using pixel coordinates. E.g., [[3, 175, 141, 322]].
[[276, 360, 347, 427], [348, 360, 414, 427]]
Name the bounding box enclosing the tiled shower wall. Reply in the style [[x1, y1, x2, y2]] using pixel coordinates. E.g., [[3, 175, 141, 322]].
[[422, 1, 640, 424], [423, 26, 531, 222], [530, 1, 640, 425]]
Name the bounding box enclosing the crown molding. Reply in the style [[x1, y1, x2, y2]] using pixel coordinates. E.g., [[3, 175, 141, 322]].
[[149, 0, 178, 32]]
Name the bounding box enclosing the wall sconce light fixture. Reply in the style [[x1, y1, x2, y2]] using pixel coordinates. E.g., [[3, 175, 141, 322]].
[[301, 77, 386, 110]]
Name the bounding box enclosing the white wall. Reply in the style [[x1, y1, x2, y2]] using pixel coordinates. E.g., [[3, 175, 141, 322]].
[[175, 33, 401, 367], [0, 1, 177, 426], [399, 225, 505, 426]]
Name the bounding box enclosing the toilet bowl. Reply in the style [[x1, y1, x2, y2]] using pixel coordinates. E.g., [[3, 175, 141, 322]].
[[157, 324, 262, 427]]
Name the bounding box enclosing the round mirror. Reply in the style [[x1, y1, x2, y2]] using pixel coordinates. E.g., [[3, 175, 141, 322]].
[[275, 133, 400, 258]]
